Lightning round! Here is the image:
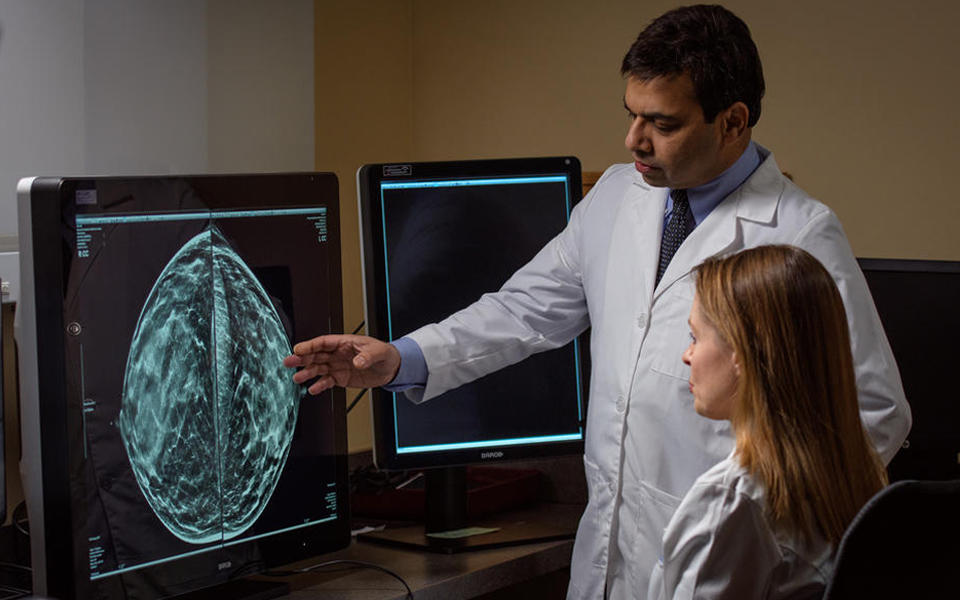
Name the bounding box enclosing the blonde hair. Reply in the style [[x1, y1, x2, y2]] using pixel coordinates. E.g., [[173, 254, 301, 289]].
[[694, 245, 887, 545]]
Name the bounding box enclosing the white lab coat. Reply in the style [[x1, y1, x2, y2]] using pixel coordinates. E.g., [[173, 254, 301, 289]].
[[404, 146, 911, 599], [647, 454, 833, 600]]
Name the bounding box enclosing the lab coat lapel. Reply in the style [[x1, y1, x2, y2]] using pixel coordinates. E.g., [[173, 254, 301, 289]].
[[653, 197, 739, 298], [601, 177, 665, 383], [622, 179, 667, 306], [652, 153, 784, 298]]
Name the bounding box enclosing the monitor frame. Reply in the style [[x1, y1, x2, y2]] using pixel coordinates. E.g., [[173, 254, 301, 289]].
[[858, 257, 960, 275], [857, 257, 960, 481], [17, 173, 350, 599], [358, 156, 587, 472]]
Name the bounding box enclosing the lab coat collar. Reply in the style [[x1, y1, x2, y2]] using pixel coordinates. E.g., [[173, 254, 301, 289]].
[[729, 144, 782, 225], [652, 146, 784, 297]]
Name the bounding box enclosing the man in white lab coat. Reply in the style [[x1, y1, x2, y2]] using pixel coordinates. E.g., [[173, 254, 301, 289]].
[[285, 5, 911, 598]]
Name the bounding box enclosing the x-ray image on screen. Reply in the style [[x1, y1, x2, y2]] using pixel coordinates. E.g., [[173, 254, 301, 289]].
[[119, 223, 300, 545], [58, 184, 340, 584]]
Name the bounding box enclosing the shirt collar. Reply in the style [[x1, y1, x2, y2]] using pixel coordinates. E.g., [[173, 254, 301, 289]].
[[667, 140, 763, 225]]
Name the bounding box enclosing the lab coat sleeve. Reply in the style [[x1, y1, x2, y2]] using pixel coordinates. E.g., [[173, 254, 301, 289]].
[[648, 482, 778, 600], [792, 209, 912, 464], [404, 188, 593, 403]]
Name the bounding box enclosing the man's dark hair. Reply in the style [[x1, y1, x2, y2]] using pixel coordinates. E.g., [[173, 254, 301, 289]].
[[621, 4, 765, 126]]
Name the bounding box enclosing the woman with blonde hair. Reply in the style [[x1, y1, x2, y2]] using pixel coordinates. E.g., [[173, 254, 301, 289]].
[[648, 244, 888, 599]]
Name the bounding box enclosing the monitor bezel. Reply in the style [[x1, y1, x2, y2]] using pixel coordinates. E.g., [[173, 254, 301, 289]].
[[857, 257, 960, 274], [18, 173, 350, 599], [856, 256, 960, 482], [357, 156, 587, 472]]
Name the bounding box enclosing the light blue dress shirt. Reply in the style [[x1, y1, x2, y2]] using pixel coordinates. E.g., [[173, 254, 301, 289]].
[[385, 141, 763, 391], [663, 140, 762, 228]]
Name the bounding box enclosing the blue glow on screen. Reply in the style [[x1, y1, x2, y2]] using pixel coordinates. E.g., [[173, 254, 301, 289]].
[[76, 206, 326, 225], [395, 428, 582, 454], [377, 173, 583, 455], [89, 515, 338, 580]]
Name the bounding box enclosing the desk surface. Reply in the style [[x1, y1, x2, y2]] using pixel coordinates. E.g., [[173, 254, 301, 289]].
[[271, 503, 583, 599]]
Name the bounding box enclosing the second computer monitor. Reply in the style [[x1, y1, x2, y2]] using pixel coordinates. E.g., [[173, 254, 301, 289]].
[[359, 157, 587, 471]]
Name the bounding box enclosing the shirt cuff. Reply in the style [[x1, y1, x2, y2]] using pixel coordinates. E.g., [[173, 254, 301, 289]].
[[382, 336, 427, 391]]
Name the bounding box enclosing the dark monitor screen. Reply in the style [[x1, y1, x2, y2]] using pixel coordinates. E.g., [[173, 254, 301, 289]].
[[358, 157, 587, 471], [858, 257, 960, 481], [17, 173, 349, 599]]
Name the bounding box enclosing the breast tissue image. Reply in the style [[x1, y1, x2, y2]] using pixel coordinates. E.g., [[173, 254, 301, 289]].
[[118, 223, 300, 544]]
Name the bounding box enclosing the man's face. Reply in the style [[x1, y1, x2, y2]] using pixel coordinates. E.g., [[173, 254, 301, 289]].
[[623, 74, 728, 189]]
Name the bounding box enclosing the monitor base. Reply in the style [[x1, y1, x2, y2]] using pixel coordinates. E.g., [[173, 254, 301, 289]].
[[358, 503, 579, 554]]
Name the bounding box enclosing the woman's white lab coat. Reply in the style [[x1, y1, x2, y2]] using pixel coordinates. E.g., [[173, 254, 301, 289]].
[[405, 147, 910, 599], [647, 455, 833, 600]]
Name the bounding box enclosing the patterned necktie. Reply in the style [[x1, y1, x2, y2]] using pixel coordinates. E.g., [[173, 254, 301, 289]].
[[656, 189, 693, 285]]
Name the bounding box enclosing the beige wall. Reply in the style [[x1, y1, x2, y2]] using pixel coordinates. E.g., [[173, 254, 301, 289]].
[[738, 0, 960, 260], [315, 2, 413, 452], [317, 0, 960, 452], [208, 0, 315, 172]]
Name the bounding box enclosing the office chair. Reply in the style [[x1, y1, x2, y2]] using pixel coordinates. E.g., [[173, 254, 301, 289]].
[[822, 478, 960, 599]]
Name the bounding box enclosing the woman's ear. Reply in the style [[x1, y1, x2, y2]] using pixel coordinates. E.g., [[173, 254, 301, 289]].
[[732, 351, 741, 378]]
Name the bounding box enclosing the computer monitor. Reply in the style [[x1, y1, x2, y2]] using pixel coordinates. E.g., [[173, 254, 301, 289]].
[[17, 173, 349, 599], [357, 157, 586, 543], [857, 258, 960, 481]]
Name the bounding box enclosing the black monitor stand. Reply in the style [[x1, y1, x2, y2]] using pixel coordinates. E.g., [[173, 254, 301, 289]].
[[358, 466, 577, 554], [424, 465, 468, 533]]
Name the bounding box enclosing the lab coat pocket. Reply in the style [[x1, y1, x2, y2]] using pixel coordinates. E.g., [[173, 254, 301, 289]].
[[648, 277, 695, 381], [629, 480, 681, 593]]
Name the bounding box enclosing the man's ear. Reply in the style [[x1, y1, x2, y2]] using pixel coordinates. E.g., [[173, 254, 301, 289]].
[[720, 101, 749, 142]]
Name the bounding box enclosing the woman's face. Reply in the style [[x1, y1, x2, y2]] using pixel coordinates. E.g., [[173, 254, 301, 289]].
[[682, 295, 740, 420]]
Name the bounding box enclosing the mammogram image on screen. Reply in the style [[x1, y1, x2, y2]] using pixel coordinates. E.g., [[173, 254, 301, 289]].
[[118, 223, 300, 544], [65, 191, 339, 587]]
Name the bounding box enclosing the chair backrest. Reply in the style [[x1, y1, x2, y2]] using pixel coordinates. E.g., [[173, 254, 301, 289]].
[[822, 478, 960, 599]]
